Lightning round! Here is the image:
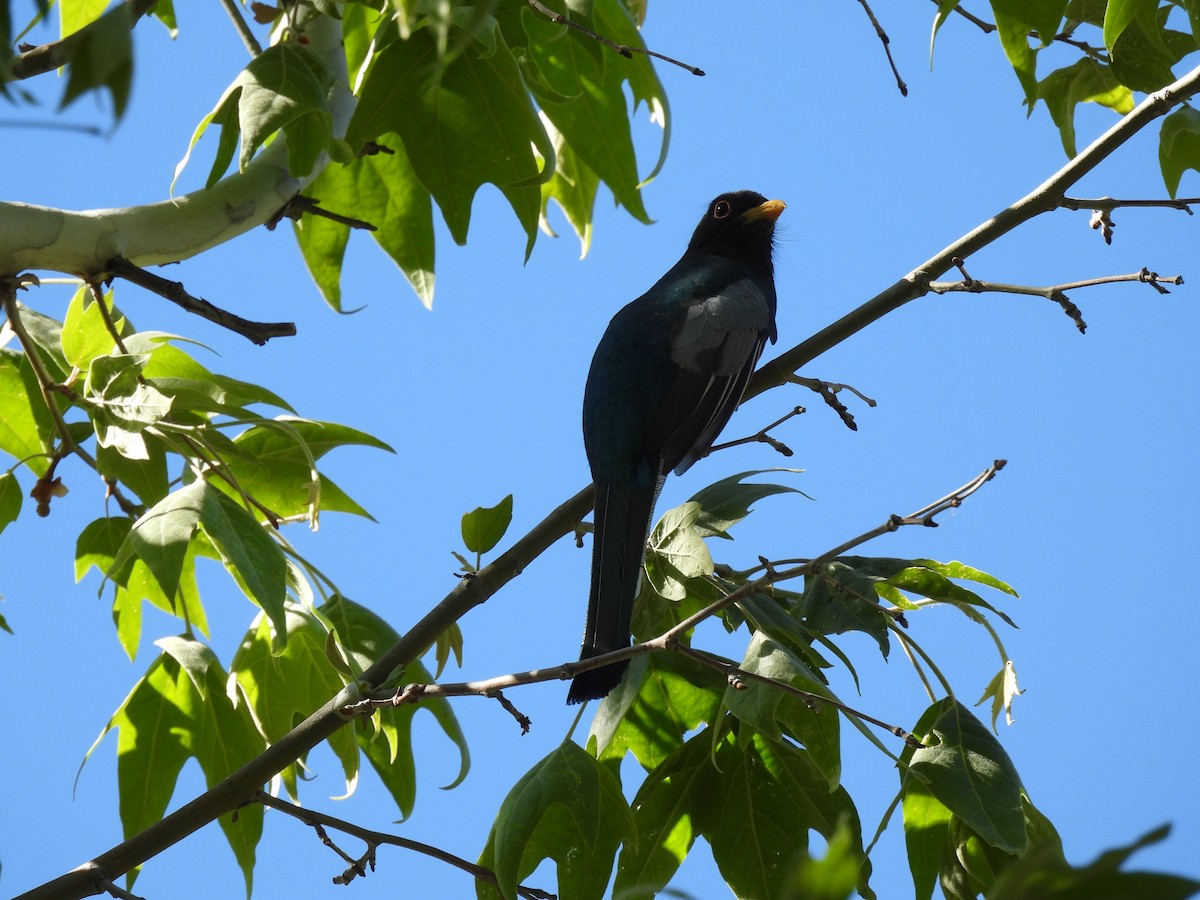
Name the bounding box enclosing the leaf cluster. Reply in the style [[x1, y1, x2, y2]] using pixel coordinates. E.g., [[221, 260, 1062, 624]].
[[943, 0, 1200, 193]]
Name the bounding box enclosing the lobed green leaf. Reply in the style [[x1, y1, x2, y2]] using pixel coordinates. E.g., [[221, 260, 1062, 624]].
[[478, 740, 634, 900]]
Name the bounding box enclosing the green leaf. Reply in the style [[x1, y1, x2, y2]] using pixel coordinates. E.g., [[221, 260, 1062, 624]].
[[976, 660, 1022, 731], [1038, 58, 1135, 157], [1109, 13, 1196, 92], [686, 469, 805, 538], [540, 124, 601, 255], [887, 564, 1017, 627], [295, 135, 436, 309], [1159, 106, 1200, 197], [989, 0, 1067, 106], [347, 25, 554, 254], [126, 481, 206, 603], [796, 560, 891, 658], [930, 0, 962, 63], [645, 501, 715, 601], [199, 486, 288, 639], [903, 775, 954, 900], [461, 493, 514, 554], [61, 286, 130, 369], [0, 472, 22, 535], [519, 3, 650, 223], [907, 698, 1027, 854], [989, 822, 1200, 899], [705, 729, 873, 900], [1102, 0, 1142, 51], [96, 440, 170, 506], [0, 349, 56, 476], [220, 418, 392, 522], [614, 726, 714, 898], [233, 43, 333, 174], [76, 515, 135, 582], [58, 3, 134, 121], [477, 741, 634, 900], [592, 653, 725, 771], [11, 302, 70, 382], [320, 595, 469, 817], [84, 639, 265, 892], [229, 605, 359, 797], [85, 354, 173, 457], [724, 634, 842, 789]]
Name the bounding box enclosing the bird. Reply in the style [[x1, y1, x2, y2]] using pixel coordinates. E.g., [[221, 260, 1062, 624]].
[[568, 190, 785, 704]]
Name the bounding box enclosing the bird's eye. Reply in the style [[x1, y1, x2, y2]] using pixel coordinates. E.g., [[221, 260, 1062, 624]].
[[713, 200, 732, 219]]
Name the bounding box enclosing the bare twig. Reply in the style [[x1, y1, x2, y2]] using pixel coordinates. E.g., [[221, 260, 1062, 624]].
[[855, 0, 907, 96], [105, 257, 296, 345], [929, 264, 1182, 334], [708, 405, 805, 456], [1060, 195, 1200, 214], [526, 0, 704, 75], [787, 376, 878, 431], [97, 879, 145, 900], [218, 0, 264, 56], [87, 282, 130, 355], [267, 195, 378, 232], [254, 792, 553, 899]]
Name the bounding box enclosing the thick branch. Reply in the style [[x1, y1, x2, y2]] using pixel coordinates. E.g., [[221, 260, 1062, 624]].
[[0, 17, 353, 278]]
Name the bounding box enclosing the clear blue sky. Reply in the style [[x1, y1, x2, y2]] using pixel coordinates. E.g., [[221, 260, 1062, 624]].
[[2, 4, 1198, 899]]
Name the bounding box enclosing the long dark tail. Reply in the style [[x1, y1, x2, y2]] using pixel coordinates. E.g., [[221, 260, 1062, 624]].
[[567, 480, 658, 704]]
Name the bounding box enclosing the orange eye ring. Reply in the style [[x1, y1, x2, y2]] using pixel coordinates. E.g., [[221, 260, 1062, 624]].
[[713, 199, 732, 219]]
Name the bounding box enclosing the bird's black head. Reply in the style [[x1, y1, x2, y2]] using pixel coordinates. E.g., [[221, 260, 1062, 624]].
[[684, 190, 785, 274]]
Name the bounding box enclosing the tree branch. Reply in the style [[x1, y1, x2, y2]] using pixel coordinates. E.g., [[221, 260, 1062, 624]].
[[7, 0, 156, 82], [747, 62, 1200, 401], [254, 792, 552, 898], [105, 257, 297, 345], [0, 16, 353, 277], [854, 0, 907, 96], [341, 461, 1005, 751], [525, 0, 704, 76]]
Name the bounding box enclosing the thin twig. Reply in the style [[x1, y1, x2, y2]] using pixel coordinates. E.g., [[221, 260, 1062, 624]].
[[526, 0, 704, 75], [1060, 195, 1200, 213], [708, 405, 805, 456], [675, 644, 924, 748], [218, 0, 263, 56], [105, 257, 296, 345], [267, 195, 378, 232], [928, 266, 1182, 334], [254, 792, 553, 899], [87, 282, 130, 355], [854, 0, 907, 96]]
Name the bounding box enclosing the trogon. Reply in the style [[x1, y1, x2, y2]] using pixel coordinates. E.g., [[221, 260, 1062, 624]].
[[568, 190, 785, 704]]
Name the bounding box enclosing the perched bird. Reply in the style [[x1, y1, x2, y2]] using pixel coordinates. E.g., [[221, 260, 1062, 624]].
[[568, 190, 785, 704]]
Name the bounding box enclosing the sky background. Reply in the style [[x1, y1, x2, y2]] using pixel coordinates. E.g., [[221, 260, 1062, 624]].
[[2, 3, 1198, 899]]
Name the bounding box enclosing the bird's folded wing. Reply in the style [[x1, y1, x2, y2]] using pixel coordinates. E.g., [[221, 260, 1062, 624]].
[[653, 278, 772, 475]]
